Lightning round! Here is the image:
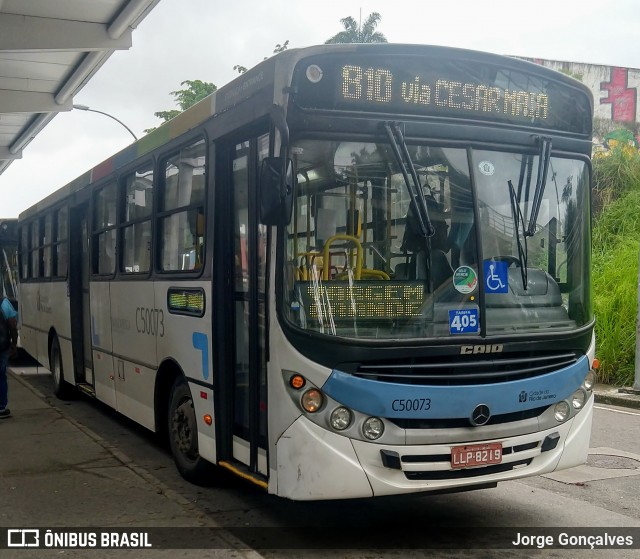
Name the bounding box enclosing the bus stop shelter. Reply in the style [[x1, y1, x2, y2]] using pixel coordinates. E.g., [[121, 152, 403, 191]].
[[0, 0, 160, 178]]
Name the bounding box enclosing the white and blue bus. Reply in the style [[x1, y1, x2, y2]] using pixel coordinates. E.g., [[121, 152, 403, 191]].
[[18, 44, 596, 500], [0, 218, 18, 304]]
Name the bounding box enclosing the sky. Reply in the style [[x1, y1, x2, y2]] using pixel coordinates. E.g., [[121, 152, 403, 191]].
[[2, 0, 639, 217]]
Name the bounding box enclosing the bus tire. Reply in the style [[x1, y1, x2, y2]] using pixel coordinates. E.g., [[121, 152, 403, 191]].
[[168, 376, 213, 484], [49, 336, 73, 400]]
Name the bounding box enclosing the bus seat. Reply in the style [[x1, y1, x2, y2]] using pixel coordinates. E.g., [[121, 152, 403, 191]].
[[431, 249, 454, 287], [394, 262, 412, 280], [415, 249, 454, 287]]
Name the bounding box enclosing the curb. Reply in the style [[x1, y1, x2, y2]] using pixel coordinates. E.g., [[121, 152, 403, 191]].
[[10, 371, 265, 558], [594, 390, 640, 411]]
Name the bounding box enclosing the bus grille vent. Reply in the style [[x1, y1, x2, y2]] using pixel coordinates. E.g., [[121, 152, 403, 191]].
[[404, 459, 533, 480], [347, 351, 580, 385]]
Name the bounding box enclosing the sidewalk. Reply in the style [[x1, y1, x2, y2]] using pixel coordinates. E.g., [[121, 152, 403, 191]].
[[0, 367, 262, 558], [593, 383, 640, 410], [1, 364, 638, 556]]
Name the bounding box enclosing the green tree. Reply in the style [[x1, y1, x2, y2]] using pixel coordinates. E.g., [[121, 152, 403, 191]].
[[147, 42, 289, 132], [145, 79, 217, 133], [325, 12, 387, 44], [235, 40, 290, 75], [272, 40, 289, 54]]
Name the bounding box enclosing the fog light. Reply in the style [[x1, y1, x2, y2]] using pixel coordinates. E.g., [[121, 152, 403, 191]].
[[583, 370, 596, 391], [572, 389, 587, 409], [554, 401, 570, 422], [301, 389, 323, 413], [362, 417, 384, 440], [330, 407, 352, 431]]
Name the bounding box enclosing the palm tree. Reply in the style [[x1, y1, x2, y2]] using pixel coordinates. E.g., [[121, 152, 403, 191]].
[[325, 12, 387, 44]]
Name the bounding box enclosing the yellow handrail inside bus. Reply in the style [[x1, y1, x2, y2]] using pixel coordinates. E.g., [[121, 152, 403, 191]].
[[335, 268, 390, 281], [296, 251, 322, 280], [322, 235, 363, 281]]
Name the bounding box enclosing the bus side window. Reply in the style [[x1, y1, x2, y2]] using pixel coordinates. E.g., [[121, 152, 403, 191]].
[[159, 139, 206, 272], [122, 164, 154, 274], [93, 181, 118, 276]]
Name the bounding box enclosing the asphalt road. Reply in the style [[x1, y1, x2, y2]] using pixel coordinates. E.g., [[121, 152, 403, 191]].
[[8, 356, 640, 558]]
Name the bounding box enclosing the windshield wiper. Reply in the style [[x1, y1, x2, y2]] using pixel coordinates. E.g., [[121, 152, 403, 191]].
[[525, 136, 552, 237], [508, 179, 528, 289], [383, 122, 435, 238]]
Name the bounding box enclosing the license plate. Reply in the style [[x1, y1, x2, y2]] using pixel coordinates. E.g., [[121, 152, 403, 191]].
[[451, 443, 502, 469]]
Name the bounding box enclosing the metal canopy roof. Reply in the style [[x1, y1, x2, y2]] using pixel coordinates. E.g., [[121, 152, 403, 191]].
[[0, 0, 160, 177]]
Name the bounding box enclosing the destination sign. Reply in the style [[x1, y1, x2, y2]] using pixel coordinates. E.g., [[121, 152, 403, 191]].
[[293, 53, 592, 135], [295, 281, 424, 321], [341, 65, 549, 120]]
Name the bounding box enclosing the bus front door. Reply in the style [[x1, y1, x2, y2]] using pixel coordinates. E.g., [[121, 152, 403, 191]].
[[217, 134, 269, 478]]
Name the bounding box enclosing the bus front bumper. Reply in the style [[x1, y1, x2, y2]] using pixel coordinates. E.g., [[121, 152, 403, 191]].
[[274, 396, 593, 501]]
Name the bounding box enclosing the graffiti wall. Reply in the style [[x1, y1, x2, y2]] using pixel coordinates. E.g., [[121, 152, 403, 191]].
[[521, 57, 640, 144]]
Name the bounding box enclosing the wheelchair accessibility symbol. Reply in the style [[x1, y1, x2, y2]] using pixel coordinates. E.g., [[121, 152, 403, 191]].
[[483, 260, 508, 293]]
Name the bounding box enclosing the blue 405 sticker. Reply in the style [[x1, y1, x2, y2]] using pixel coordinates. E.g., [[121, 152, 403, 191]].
[[449, 308, 479, 334]]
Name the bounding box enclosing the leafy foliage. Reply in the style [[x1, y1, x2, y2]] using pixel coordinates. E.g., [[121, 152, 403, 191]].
[[325, 12, 387, 44], [147, 41, 289, 131], [145, 80, 216, 133], [170, 80, 217, 111], [592, 143, 640, 218], [591, 144, 640, 385], [235, 41, 289, 75]]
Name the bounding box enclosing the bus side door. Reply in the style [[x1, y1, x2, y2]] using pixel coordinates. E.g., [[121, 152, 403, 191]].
[[215, 132, 269, 476]]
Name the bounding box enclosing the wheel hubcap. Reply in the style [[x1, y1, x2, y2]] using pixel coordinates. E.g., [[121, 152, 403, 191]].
[[52, 352, 61, 386], [171, 398, 197, 459]]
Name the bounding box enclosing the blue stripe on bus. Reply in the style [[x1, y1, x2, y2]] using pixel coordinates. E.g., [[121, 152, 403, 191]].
[[192, 332, 209, 380], [322, 355, 589, 419]]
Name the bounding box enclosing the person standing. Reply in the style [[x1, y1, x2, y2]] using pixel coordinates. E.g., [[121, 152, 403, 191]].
[[0, 296, 18, 419]]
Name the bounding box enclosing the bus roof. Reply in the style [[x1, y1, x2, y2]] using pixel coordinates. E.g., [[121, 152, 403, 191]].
[[19, 43, 592, 220]]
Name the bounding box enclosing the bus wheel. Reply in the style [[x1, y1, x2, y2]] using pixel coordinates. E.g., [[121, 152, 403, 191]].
[[168, 377, 212, 484], [49, 337, 73, 400]]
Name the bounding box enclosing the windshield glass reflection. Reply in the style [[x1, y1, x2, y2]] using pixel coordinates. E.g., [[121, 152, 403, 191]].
[[281, 139, 591, 340]]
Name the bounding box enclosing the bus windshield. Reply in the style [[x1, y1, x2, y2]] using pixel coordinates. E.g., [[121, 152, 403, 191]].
[[282, 138, 591, 339]]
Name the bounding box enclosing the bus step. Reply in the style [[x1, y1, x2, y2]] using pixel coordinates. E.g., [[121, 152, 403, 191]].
[[218, 460, 268, 491], [76, 383, 96, 397]]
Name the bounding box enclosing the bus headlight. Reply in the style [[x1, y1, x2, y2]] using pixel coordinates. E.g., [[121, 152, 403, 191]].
[[554, 401, 571, 422], [583, 370, 596, 391], [572, 389, 587, 409], [301, 389, 323, 413], [362, 417, 384, 440], [330, 407, 352, 431]]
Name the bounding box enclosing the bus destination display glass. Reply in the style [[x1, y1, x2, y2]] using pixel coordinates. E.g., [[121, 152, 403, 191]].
[[294, 53, 592, 135], [295, 281, 425, 321]]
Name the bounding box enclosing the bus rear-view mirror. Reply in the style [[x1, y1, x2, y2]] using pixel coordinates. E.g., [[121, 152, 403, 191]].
[[259, 157, 294, 226]]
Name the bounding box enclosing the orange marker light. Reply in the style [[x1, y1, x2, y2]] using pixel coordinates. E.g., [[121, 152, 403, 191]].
[[592, 358, 600, 369], [290, 374, 306, 390], [203, 414, 213, 426]]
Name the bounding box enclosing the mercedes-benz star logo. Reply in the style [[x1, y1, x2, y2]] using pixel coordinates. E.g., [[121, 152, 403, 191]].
[[470, 404, 491, 426]]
